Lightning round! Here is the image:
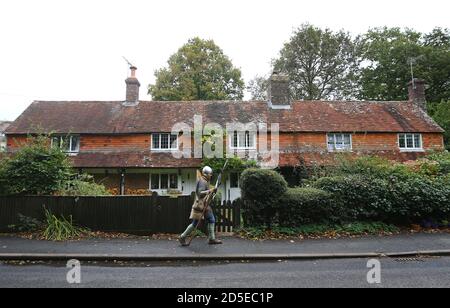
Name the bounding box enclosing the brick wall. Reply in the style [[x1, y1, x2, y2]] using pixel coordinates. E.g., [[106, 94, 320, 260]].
[[81, 135, 150, 151], [6, 132, 444, 165]]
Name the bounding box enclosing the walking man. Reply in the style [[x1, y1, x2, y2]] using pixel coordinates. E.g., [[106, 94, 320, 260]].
[[179, 166, 223, 246]]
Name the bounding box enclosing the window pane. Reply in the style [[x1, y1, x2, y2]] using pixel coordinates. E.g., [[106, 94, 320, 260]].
[[169, 174, 178, 189], [160, 174, 169, 189], [152, 134, 160, 149], [233, 132, 238, 148], [335, 134, 344, 149], [52, 137, 60, 149], [343, 134, 351, 145], [248, 132, 255, 148], [230, 173, 239, 188], [70, 136, 79, 152], [245, 131, 250, 147], [151, 174, 160, 190], [238, 132, 245, 148], [399, 134, 406, 148], [327, 134, 335, 151], [61, 137, 70, 152], [406, 134, 414, 148], [343, 134, 351, 150], [414, 134, 421, 148], [160, 134, 169, 149], [170, 134, 177, 149]]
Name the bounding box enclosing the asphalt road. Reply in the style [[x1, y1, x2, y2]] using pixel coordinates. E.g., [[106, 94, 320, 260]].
[[1, 257, 449, 288]]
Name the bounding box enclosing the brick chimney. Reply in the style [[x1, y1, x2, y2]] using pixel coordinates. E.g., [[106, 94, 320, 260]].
[[408, 78, 427, 111], [268, 72, 291, 109], [125, 66, 140, 103]]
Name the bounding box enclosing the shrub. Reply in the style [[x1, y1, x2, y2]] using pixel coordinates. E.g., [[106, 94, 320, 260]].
[[312, 175, 393, 222], [278, 187, 333, 226], [58, 174, 110, 196], [42, 208, 88, 241], [312, 173, 450, 225], [8, 214, 44, 232], [0, 135, 72, 196], [426, 151, 450, 175], [240, 168, 288, 227], [387, 175, 450, 224]]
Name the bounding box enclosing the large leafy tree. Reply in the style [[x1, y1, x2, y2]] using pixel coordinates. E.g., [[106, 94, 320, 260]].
[[358, 27, 450, 107], [431, 100, 450, 150], [272, 24, 362, 100], [247, 75, 269, 100], [148, 37, 245, 101]]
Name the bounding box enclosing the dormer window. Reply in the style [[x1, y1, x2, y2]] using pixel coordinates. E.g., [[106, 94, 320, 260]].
[[51, 135, 80, 153], [151, 133, 178, 151]]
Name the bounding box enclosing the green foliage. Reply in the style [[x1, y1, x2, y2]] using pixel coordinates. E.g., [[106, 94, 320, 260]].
[[430, 101, 450, 150], [278, 188, 333, 226], [426, 151, 450, 175], [311, 157, 450, 224], [242, 155, 450, 228], [8, 214, 43, 232], [247, 75, 269, 100], [312, 175, 393, 222], [148, 37, 245, 101], [58, 174, 110, 196], [273, 23, 362, 100], [0, 135, 72, 196], [201, 157, 258, 177], [359, 27, 450, 106], [42, 208, 88, 241], [240, 168, 288, 227]]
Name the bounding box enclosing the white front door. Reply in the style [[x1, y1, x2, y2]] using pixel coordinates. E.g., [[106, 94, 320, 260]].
[[181, 169, 197, 196], [226, 172, 241, 201]]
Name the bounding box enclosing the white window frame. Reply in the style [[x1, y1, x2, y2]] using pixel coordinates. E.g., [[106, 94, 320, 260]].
[[149, 172, 179, 192], [398, 133, 423, 151], [151, 133, 178, 151], [229, 131, 257, 150], [51, 135, 80, 153], [327, 133, 352, 152]]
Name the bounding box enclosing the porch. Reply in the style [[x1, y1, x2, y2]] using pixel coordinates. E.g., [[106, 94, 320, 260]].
[[84, 168, 242, 201]]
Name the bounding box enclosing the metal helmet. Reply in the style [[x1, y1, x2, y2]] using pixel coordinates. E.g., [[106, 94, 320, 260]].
[[202, 166, 213, 176]]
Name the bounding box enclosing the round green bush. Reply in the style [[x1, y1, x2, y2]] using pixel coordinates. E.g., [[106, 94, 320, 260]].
[[240, 168, 288, 226]]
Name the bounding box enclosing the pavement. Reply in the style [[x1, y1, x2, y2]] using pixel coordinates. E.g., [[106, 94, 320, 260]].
[[0, 232, 450, 261]]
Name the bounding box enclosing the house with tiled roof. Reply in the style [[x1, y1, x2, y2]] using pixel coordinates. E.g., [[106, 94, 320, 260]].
[[4, 67, 445, 199]]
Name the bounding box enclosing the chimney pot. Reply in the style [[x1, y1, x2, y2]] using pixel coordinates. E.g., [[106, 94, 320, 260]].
[[408, 78, 427, 111]]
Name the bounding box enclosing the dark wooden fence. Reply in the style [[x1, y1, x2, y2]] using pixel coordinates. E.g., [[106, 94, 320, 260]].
[[0, 194, 242, 234]]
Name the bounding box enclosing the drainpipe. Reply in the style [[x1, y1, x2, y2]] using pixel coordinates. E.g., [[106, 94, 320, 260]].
[[120, 169, 126, 195]]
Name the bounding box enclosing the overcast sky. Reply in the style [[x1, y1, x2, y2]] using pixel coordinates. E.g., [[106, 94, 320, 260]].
[[0, 0, 449, 121]]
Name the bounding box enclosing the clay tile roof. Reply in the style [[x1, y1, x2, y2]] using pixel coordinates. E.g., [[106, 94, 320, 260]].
[[5, 100, 443, 134]]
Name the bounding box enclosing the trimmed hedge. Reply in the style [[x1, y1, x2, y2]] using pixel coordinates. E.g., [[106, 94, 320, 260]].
[[278, 188, 333, 226], [240, 168, 288, 227], [312, 174, 450, 225], [240, 154, 450, 227]]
